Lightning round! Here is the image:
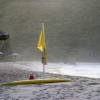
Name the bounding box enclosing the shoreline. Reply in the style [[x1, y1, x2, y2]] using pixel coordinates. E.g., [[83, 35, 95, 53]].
[[0, 62, 100, 83]]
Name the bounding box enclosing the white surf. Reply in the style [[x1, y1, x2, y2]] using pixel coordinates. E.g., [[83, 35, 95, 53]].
[[9, 61, 100, 78]]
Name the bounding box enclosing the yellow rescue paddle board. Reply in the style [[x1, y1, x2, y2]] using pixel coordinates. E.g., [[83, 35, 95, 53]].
[[0, 79, 71, 86]]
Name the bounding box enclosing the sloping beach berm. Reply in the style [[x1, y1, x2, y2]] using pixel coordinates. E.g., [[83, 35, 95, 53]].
[[0, 62, 100, 100]]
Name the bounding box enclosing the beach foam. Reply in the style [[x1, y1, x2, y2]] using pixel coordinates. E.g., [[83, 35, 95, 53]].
[[15, 61, 100, 78]]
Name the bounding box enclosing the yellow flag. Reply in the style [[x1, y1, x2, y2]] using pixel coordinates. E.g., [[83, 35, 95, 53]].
[[37, 23, 48, 64], [37, 30, 46, 52]]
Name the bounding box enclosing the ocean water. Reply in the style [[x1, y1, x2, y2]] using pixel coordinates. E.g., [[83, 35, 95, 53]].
[[0, 0, 100, 77], [0, 0, 100, 62]]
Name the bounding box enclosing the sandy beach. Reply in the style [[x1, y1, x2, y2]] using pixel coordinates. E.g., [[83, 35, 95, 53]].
[[0, 62, 100, 100]]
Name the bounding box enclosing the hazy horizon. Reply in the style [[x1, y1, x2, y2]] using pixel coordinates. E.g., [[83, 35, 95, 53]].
[[0, 0, 100, 63]]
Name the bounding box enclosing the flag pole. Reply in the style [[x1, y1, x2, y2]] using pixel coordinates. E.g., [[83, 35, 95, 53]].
[[37, 23, 47, 79], [42, 23, 45, 79], [42, 52, 45, 79]]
